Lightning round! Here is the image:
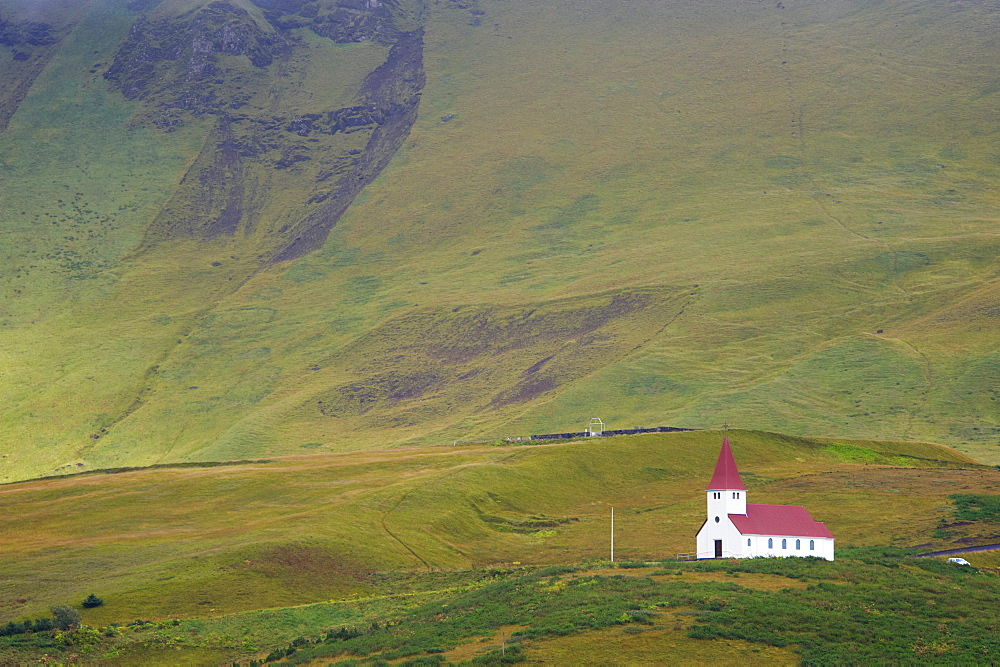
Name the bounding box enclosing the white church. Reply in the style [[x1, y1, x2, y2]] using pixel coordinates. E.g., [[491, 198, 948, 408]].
[[695, 436, 834, 560]]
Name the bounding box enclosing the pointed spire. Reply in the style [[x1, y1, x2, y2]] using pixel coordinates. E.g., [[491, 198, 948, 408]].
[[706, 436, 747, 491]]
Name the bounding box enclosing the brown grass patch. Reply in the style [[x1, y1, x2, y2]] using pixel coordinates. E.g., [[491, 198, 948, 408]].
[[430, 625, 528, 664], [525, 622, 798, 665]]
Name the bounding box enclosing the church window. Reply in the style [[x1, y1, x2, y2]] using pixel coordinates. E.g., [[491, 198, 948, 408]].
[[768, 538, 773, 548], [714, 516, 720, 523], [747, 538, 751, 546], [796, 539, 801, 550], [810, 540, 815, 550], [782, 539, 787, 549]]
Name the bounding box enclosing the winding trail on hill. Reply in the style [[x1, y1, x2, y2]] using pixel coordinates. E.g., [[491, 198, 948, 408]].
[[378, 450, 531, 569], [381, 490, 432, 570]]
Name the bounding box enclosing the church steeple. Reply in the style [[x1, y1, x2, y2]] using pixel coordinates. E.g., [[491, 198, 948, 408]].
[[706, 436, 747, 491]]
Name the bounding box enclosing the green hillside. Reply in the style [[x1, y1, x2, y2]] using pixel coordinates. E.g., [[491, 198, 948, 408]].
[[0, 430, 989, 621], [1, 0, 998, 481], [0, 430, 997, 663]]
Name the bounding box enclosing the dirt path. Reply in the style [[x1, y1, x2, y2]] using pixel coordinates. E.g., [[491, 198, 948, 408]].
[[913, 543, 1000, 558]]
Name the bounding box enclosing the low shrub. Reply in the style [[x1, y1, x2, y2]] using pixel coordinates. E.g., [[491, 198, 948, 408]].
[[82, 594, 104, 608]]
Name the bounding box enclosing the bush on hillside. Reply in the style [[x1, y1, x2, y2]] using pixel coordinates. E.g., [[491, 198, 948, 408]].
[[50, 605, 81, 630], [82, 593, 104, 608], [0, 621, 26, 637]]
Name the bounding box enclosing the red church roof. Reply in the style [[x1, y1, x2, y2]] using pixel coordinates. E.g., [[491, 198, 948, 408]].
[[730, 504, 834, 538], [706, 436, 747, 491]]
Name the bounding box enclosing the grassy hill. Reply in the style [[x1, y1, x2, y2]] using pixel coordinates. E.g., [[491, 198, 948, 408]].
[[0, 431, 990, 620], [0, 430, 998, 662], [0, 0, 998, 479]]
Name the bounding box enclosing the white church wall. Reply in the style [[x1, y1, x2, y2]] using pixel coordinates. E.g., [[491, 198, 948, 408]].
[[813, 537, 835, 561], [706, 489, 746, 518], [748, 534, 834, 561], [696, 516, 745, 559]]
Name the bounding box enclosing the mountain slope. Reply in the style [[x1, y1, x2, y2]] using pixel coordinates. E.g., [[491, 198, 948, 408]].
[[0, 0, 999, 480]]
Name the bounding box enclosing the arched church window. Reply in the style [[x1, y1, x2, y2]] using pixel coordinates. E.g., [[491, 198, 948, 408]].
[[768, 538, 773, 548], [796, 539, 801, 550], [747, 538, 751, 546], [782, 539, 787, 549], [810, 540, 815, 550]]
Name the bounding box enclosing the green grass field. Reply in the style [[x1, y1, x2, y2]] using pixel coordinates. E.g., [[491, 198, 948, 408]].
[[0, 430, 990, 623], [0, 0, 997, 482], [0, 430, 997, 663], [2, 2, 999, 657]]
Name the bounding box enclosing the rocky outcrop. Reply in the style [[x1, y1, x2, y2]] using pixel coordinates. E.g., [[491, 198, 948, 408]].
[[111, 0, 426, 264], [248, 0, 401, 44], [309, 0, 396, 44], [0, 19, 57, 48], [104, 2, 286, 102], [269, 28, 425, 262], [0, 17, 68, 132]]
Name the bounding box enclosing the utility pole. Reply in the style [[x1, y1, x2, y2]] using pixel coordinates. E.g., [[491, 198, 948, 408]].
[[611, 506, 615, 563]]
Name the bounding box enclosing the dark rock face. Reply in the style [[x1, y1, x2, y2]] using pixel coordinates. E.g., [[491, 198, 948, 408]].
[[270, 28, 425, 262], [309, 0, 396, 44], [110, 0, 426, 265], [104, 3, 287, 102], [0, 16, 69, 132], [0, 19, 57, 47], [248, 0, 399, 45], [286, 105, 389, 137], [104, 0, 417, 115]]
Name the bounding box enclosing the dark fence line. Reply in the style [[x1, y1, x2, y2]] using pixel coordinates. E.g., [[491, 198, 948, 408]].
[[530, 426, 695, 441]]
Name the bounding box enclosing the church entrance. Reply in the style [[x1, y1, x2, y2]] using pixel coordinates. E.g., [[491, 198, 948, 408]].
[[714, 540, 722, 558]]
